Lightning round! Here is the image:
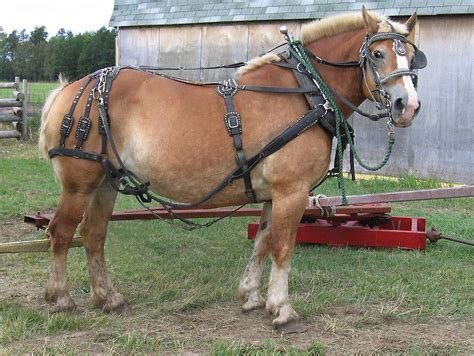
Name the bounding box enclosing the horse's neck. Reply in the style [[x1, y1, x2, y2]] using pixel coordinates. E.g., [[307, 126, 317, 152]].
[[306, 29, 367, 117]]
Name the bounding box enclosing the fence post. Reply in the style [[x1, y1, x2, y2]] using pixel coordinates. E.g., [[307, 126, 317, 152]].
[[21, 79, 29, 140], [0, 76, 28, 140]]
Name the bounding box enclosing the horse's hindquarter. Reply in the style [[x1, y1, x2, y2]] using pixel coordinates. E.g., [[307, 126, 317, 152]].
[[108, 68, 332, 205]]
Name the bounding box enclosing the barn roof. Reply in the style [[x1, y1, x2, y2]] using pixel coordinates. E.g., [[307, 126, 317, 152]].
[[109, 0, 474, 28]]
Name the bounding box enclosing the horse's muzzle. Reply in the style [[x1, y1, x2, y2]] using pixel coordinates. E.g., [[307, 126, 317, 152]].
[[391, 94, 420, 128]]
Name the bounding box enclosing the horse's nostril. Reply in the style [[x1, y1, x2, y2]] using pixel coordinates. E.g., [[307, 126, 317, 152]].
[[415, 101, 421, 115], [393, 97, 405, 114]]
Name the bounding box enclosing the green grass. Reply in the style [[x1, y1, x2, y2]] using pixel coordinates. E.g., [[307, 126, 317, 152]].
[[0, 81, 58, 106], [211, 339, 326, 356], [212, 338, 325, 355], [0, 303, 109, 345], [1, 140, 473, 353], [27, 82, 60, 106]]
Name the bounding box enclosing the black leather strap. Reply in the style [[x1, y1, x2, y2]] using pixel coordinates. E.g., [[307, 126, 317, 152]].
[[74, 80, 98, 149], [238, 106, 329, 178], [218, 79, 257, 203], [48, 147, 102, 162], [284, 54, 357, 181], [59, 76, 93, 146]]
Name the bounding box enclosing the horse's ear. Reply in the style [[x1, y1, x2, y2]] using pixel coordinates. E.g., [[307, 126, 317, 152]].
[[362, 5, 379, 35], [405, 11, 417, 42]]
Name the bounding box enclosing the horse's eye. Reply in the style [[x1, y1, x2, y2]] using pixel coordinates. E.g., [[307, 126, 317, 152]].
[[373, 50, 383, 59]]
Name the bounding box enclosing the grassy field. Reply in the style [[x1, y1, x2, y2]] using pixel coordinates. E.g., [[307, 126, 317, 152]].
[[0, 81, 58, 106], [0, 139, 473, 354]]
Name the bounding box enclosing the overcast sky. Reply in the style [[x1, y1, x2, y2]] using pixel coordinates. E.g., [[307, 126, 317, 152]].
[[0, 0, 115, 37]]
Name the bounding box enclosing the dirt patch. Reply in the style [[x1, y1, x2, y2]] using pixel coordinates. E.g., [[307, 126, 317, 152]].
[[4, 295, 474, 353], [124, 303, 473, 353], [0, 219, 41, 243], [1, 220, 473, 354]]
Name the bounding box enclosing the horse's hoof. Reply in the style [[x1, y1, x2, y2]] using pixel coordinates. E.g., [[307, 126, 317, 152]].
[[45, 288, 76, 312], [106, 301, 132, 315], [98, 299, 132, 315], [273, 319, 310, 334], [242, 295, 266, 312], [50, 298, 77, 313]]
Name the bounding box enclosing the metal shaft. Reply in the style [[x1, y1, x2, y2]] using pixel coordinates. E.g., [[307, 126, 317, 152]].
[[310, 186, 474, 207]]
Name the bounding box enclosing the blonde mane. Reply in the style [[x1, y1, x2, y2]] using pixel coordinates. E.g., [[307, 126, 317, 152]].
[[300, 11, 407, 45], [238, 11, 408, 76]]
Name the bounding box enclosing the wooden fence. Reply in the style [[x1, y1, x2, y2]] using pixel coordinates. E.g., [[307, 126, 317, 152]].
[[0, 77, 29, 140]]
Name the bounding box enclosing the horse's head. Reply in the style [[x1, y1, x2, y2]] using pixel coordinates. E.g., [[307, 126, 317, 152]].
[[360, 7, 427, 127]]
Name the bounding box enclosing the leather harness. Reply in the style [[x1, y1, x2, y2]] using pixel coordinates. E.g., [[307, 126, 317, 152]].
[[48, 54, 353, 207]]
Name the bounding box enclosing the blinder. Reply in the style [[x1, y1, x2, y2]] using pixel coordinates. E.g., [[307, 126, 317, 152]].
[[411, 48, 427, 70], [361, 32, 427, 92]]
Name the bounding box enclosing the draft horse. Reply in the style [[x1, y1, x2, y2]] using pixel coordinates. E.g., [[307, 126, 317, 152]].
[[39, 8, 424, 327]]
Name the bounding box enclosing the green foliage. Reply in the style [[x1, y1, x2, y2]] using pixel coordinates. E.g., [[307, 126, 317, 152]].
[[0, 26, 115, 82], [111, 331, 160, 353]]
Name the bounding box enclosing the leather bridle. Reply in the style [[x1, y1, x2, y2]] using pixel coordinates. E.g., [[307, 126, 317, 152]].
[[359, 32, 427, 119], [305, 31, 427, 124]]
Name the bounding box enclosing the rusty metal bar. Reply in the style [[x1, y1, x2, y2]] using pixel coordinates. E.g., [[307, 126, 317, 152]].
[[24, 204, 391, 229], [426, 227, 474, 247], [312, 186, 474, 207]]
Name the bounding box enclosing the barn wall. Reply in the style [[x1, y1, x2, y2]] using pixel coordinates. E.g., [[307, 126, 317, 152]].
[[117, 21, 301, 81], [117, 16, 473, 184]]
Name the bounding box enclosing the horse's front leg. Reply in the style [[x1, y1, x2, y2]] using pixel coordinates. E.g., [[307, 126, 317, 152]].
[[79, 181, 130, 314], [238, 201, 272, 311], [265, 189, 307, 327]]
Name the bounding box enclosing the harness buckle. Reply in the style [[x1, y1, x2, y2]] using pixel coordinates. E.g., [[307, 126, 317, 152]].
[[218, 79, 239, 97], [224, 112, 242, 135], [322, 100, 333, 112], [227, 115, 239, 129]]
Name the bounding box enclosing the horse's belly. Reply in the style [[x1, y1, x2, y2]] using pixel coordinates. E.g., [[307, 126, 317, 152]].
[[121, 134, 270, 205]]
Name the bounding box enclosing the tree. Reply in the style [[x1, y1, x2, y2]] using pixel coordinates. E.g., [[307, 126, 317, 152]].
[[30, 26, 48, 45], [0, 26, 116, 81]]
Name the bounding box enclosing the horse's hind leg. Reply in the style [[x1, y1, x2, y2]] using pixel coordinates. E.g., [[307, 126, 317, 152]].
[[266, 190, 307, 327], [45, 189, 92, 312], [79, 181, 130, 313], [238, 201, 272, 311]]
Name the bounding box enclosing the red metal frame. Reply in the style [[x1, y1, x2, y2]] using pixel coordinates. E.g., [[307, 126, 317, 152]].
[[248, 216, 427, 250], [21, 186, 473, 250], [24, 203, 427, 249]]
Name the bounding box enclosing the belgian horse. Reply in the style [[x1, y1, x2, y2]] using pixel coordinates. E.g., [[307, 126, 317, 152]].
[[39, 8, 421, 327]]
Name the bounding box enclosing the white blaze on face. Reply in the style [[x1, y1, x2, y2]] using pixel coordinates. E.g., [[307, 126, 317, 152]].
[[395, 50, 419, 120]]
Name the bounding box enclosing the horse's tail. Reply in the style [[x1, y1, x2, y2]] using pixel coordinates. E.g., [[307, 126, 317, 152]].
[[38, 73, 69, 159]]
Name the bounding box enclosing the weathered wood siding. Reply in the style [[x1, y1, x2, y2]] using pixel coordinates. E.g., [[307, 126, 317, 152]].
[[117, 16, 473, 184], [117, 22, 300, 81]]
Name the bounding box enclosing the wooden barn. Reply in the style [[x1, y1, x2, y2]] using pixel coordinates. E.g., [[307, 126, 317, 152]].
[[109, 1, 473, 184]]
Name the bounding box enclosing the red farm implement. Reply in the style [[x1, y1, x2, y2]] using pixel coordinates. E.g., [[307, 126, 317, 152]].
[[0, 186, 472, 253]]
